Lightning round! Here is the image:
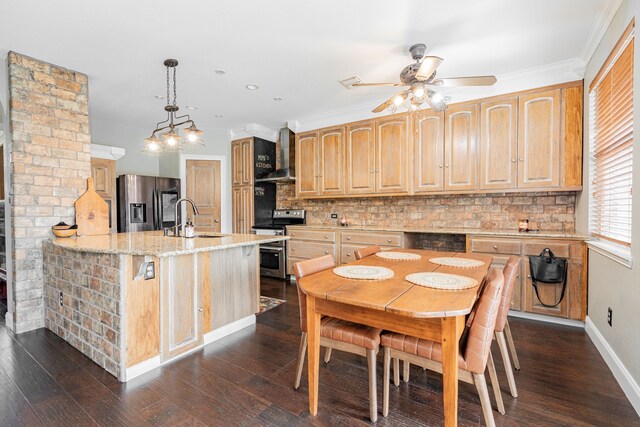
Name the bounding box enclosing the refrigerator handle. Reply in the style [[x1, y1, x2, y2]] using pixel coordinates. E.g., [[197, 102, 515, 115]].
[[153, 189, 159, 230]]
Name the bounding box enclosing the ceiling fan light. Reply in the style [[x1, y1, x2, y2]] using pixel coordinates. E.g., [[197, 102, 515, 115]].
[[392, 93, 406, 106], [412, 84, 426, 99]]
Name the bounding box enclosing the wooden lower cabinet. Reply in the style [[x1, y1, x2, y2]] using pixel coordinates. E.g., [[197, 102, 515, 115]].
[[468, 235, 586, 320], [232, 185, 254, 234]]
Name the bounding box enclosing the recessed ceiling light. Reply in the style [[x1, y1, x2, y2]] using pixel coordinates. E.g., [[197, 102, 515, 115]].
[[185, 105, 198, 110], [273, 97, 283, 101], [245, 84, 259, 90], [154, 95, 164, 99], [215, 114, 223, 118], [214, 69, 226, 75]]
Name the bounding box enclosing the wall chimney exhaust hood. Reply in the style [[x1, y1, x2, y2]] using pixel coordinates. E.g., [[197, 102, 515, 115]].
[[255, 128, 296, 182]]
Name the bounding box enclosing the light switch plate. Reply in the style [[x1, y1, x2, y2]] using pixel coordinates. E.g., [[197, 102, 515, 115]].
[[144, 262, 155, 280]]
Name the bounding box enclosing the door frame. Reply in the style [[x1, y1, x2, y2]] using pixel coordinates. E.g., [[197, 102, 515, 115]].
[[179, 154, 230, 233]]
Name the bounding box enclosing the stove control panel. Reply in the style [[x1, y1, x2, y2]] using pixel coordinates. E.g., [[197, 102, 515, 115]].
[[273, 209, 305, 219]]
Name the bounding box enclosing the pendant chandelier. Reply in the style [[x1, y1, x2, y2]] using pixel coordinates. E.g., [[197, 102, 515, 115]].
[[144, 59, 204, 154]]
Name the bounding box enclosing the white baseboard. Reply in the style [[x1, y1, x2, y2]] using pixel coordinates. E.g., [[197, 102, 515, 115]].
[[508, 310, 585, 328], [124, 314, 256, 382], [585, 317, 640, 417]]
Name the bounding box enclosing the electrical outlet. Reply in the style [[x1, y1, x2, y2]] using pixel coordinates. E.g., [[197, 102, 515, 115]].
[[330, 213, 338, 219], [144, 262, 155, 280], [607, 307, 613, 326], [58, 291, 63, 307]]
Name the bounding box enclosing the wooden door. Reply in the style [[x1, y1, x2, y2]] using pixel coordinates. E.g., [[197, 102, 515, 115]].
[[90, 158, 117, 233], [241, 186, 254, 234], [161, 255, 202, 360], [185, 160, 221, 232], [445, 104, 478, 191], [319, 126, 345, 196], [480, 98, 518, 190], [413, 110, 444, 193], [295, 131, 319, 197], [375, 115, 410, 194], [346, 120, 376, 195], [231, 140, 242, 186], [240, 138, 254, 185], [518, 89, 560, 188]]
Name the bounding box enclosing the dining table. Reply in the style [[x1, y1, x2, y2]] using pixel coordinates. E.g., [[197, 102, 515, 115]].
[[297, 248, 493, 427]]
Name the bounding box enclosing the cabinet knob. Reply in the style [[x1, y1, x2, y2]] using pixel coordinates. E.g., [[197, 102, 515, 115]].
[[519, 158, 524, 162], [347, 253, 351, 257], [511, 159, 516, 163], [324, 251, 329, 254], [387, 239, 392, 243], [493, 245, 498, 250], [324, 235, 329, 239], [347, 237, 351, 240], [445, 164, 449, 168], [292, 248, 295, 252], [527, 274, 531, 279], [198, 308, 203, 312], [439, 164, 443, 168]]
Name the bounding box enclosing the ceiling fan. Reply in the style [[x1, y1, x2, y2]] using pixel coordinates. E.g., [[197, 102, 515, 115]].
[[353, 43, 497, 113]]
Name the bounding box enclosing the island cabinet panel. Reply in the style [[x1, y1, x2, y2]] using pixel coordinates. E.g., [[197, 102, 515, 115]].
[[375, 115, 410, 194], [296, 131, 320, 197], [125, 255, 161, 367], [161, 255, 203, 361], [479, 98, 518, 190], [517, 89, 561, 188], [319, 127, 346, 195], [413, 110, 444, 193], [346, 120, 376, 194], [445, 103, 478, 191]]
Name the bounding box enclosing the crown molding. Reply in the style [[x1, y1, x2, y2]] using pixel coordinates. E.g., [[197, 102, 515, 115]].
[[91, 144, 125, 160], [580, 0, 624, 63], [229, 123, 278, 142], [289, 58, 585, 132]]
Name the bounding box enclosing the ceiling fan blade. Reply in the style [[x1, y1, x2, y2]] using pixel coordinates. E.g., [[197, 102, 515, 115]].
[[431, 76, 497, 87], [352, 82, 404, 87], [372, 90, 407, 113], [415, 56, 444, 80]]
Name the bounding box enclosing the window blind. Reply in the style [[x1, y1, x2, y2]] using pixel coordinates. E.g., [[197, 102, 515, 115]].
[[589, 22, 634, 246]]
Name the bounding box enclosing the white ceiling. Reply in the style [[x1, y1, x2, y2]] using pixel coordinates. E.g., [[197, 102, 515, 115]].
[[0, 0, 610, 140]]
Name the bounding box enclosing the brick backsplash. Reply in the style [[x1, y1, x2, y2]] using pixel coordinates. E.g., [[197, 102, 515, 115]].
[[8, 52, 91, 333], [43, 242, 121, 378], [276, 183, 577, 232]]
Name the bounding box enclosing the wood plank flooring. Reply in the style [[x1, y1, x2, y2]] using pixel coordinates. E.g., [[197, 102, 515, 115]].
[[0, 280, 638, 426]]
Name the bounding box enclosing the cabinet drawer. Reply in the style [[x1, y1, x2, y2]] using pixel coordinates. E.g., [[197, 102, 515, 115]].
[[470, 238, 521, 255], [341, 231, 403, 247], [524, 242, 571, 258], [287, 229, 336, 243], [340, 245, 396, 264], [288, 241, 336, 259]]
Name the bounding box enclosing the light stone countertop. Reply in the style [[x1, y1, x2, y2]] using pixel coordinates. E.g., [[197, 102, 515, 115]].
[[51, 231, 288, 257], [286, 224, 590, 240]]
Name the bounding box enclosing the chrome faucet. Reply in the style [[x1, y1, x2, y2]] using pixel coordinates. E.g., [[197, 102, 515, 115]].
[[167, 198, 200, 237]]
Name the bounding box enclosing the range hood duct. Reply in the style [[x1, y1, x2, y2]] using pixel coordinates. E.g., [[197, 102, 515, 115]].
[[255, 128, 296, 182]]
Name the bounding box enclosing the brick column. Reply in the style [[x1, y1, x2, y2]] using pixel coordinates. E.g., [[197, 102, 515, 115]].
[[7, 52, 91, 333]]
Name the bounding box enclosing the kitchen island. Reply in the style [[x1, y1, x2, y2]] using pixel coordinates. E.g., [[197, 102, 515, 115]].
[[42, 231, 287, 381]]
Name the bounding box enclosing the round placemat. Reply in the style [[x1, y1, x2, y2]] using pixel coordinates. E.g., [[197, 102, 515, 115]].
[[405, 272, 478, 290], [429, 257, 485, 268], [375, 251, 422, 261], [333, 265, 394, 280]]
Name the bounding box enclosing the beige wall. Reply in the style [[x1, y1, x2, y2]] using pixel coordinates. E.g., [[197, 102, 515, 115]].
[[577, 0, 640, 393]]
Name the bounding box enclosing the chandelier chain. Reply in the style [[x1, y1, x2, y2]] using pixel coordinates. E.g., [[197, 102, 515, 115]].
[[172, 67, 177, 106], [166, 66, 170, 107]]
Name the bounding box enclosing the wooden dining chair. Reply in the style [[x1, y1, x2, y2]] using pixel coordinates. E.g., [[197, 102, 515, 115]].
[[293, 255, 383, 422], [354, 245, 381, 260], [381, 269, 505, 427], [493, 256, 521, 398]]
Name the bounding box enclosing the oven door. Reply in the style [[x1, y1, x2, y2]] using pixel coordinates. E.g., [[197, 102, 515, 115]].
[[260, 246, 286, 279]]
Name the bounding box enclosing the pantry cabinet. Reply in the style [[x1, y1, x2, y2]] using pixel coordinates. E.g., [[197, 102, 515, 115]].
[[479, 98, 518, 190], [375, 115, 410, 194], [413, 110, 445, 193], [346, 120, 376, 194], [445, 104, 478, 191]]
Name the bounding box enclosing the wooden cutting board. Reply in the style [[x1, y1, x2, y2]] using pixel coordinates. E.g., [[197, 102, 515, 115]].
[[75, 177, 109, 236]]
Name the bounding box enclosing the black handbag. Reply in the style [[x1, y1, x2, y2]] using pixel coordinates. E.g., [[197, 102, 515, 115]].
[[529, 248, 568, 308]]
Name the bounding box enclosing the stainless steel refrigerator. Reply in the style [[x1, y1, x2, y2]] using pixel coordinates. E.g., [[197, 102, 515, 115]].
[[117, 175, 181, 232]]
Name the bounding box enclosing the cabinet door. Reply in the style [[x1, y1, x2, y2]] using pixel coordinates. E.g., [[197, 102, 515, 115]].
[[161, 255, 202, 361], [231, 141, 243, 186], [91, 158, 117, 232], [241, 186, 254, 234], [487, 255, 522, 311], [346, 120, 376, 194], [240, 138, 254, 186], [413, 110, 444, 193], [375, 115, 410, 194], [296, 132, 319, 197], [232, 186, 242, 233], [445, 104, 477, 191], [518, 89, 560, 188], [319, 127, 345, 195], [480, 98, 518, 190]]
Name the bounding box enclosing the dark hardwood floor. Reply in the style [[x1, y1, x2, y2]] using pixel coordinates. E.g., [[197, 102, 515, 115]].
[[0, 280, 638, 426]]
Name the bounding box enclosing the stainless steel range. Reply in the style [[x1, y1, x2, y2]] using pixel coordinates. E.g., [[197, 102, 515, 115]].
[[253, 209, 306, 279]]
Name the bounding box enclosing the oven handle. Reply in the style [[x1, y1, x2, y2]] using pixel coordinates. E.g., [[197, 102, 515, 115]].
[[261, 246, 285, 253]]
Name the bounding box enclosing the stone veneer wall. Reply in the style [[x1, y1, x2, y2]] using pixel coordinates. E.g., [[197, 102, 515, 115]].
[[276, 183, 577, 232], [43, 242, 121, 378], [8, 52, 91, 332]]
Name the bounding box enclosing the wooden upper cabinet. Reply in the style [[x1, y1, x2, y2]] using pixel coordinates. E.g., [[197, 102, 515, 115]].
[[375, 115, 410, 194], [231, 140, 242, 186], [319, 127, 346, 195], [480, 98, 518, 190], [296, 131, 320, 197], [413, 110, 444, 193], [91, 157, 117, 233], [562, 85, 583, 188], [346, 120, 376, 195], [240, 138, 253, 185], [518, 89, 560, 188], [444, 104, 478, 191]]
